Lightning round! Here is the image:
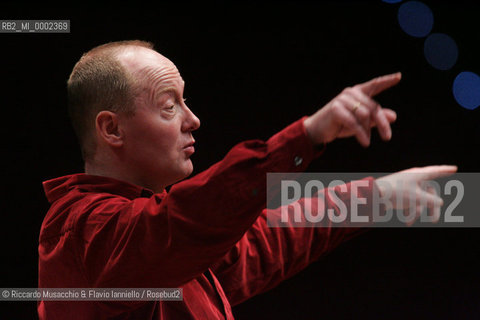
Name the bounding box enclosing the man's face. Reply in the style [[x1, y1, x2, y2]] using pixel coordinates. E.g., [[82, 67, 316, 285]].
[[118, 47, 200, 190]]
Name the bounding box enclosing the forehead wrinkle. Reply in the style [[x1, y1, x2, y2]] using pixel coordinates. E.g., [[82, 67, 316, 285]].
[[135, 65, 183, 103]]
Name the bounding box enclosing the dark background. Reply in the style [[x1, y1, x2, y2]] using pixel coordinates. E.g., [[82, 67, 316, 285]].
[[1, 1, 480, 318]]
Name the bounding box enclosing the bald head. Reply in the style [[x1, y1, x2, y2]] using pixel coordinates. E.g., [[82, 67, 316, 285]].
[[73, 42, 199, 191], [67, 40, 163, 161]]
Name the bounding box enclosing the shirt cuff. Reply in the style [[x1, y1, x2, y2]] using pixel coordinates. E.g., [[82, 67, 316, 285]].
[[267, 116, 325, 172]]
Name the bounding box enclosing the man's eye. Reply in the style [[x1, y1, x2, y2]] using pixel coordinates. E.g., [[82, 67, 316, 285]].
[[167, 105, 175, 110]]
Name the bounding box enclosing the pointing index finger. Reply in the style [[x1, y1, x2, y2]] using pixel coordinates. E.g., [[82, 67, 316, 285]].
[[416, 165, 458, 181], [356, 72, 402, 97]]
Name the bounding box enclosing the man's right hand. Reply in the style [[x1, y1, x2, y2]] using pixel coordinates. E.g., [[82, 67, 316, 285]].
[[375, 165, 458, 226]]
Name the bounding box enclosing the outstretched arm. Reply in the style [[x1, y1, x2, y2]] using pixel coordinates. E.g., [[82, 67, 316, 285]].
[[212, 165, 457, 306]]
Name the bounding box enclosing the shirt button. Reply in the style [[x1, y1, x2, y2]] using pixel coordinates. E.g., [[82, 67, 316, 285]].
[[294, 156, 303, 166]]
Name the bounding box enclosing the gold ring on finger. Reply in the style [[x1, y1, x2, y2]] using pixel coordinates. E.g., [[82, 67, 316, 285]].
[[352, 101, 361, 114]]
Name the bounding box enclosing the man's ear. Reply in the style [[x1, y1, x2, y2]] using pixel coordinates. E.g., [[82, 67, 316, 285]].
[[95, 111, 124, 147]]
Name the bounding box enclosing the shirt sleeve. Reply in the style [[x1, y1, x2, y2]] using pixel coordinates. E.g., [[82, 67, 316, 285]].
[[210, 178, 375, 306], [78, 117, 323, 288]]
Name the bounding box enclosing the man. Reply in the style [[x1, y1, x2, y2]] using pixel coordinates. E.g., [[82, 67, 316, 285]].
[[38, 40, 456, 319]]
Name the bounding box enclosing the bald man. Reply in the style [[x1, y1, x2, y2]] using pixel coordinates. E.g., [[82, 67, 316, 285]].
[[38, 40, 456, 319]]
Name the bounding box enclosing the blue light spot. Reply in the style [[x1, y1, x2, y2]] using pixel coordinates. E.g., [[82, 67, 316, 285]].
[[398, 1, 434, 38], [424, 33, 458, 71], [382, 0, 402, 3], [453, 72, 480, 110]]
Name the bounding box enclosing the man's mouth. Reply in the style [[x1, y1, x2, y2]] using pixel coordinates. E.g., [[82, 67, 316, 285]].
[[183, 141, 195, 155]]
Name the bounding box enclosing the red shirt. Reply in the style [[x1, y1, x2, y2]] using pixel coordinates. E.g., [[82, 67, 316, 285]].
[[38, 118, 374, 319]]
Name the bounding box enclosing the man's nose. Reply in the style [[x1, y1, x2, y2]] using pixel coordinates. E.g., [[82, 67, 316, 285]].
[[182, 105, 201, 132]]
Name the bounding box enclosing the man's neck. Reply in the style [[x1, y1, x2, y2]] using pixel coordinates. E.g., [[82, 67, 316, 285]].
[[85, 154, 168, 193], [84, 161, 166, 193]]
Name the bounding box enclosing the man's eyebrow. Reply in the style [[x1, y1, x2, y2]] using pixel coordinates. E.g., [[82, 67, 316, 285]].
[[154, 87, 176, 101]]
